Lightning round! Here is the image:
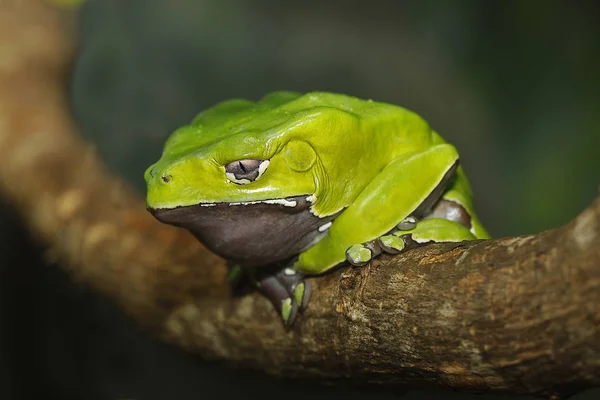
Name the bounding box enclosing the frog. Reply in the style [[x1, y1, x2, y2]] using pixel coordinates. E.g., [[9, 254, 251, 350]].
[[145, 91, 490, 326]]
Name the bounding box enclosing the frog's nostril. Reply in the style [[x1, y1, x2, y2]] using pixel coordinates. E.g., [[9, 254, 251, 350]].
[[161, 173, 173, 183]]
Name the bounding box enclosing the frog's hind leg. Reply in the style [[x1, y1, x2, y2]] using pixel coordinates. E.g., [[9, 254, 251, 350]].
[[343, 145, 464, 266], [345, 160, 491, 265], [347, 194, 480, 265], [376, 187, 482, 257], [297, 143, 463, 272]]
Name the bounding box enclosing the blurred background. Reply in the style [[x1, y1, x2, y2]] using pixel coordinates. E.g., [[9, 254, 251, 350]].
[[1, 0, 599, 399]]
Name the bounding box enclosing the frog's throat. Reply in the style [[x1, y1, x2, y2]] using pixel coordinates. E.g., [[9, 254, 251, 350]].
[[148, 195, 337, 267]]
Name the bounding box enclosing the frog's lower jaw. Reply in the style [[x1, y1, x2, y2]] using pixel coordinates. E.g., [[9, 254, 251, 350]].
[[148, 195, 336, 267]]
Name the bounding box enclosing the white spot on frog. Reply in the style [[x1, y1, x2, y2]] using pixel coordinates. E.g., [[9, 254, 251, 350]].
[[227, 198, 298, 207], [318, 221, 332, 232], [263, 198, 297, 207]]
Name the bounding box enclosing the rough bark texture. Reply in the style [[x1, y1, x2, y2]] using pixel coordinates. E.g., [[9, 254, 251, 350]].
[[0, 1, 598, 399]]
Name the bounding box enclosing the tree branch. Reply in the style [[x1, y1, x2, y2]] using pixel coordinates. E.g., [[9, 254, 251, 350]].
[[0, 2, 598, 399]]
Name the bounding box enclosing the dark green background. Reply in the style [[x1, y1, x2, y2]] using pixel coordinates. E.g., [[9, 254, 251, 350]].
[[1, 0, 598, 399]]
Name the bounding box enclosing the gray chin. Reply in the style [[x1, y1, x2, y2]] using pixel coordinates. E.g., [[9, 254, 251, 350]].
[[148, 195, 336, 267]]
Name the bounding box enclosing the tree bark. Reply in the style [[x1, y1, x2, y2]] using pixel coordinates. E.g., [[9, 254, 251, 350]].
[[0, 1, 598, 399]]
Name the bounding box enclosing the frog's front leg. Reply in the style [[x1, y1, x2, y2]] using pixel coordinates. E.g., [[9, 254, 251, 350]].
[[296, 144, 462, 273], [233, 264, 310, 326]]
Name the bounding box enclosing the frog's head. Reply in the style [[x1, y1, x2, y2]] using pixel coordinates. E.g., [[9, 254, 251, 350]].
[[145, 91, 359, 266]]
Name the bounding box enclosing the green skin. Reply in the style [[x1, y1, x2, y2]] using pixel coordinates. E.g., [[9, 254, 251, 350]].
[[145, 91, 490, 325]]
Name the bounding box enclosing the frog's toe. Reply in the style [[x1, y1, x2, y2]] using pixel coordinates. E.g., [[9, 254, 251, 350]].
[[257, 274, 299, 326], [345, 241, 382, 266], [280, 297, 298, 326], [378, 234, 407, 254], [276, 268, 311, 311], [396, 216, 417, 231], [346, 244, 372, 266], [292, 281, 310, 310], [389, 230, 425, 251]]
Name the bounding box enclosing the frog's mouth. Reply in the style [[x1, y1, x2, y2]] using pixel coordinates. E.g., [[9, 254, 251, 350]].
[[148, 195, 336, 267]]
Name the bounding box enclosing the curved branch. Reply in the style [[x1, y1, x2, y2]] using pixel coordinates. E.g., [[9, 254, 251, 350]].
[[0, 2, 598, 399]]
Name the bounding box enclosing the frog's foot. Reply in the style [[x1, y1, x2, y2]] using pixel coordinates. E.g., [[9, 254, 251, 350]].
[[346, 216, 477, 265], [255, 267, 310, 326], [345, 216, 420, 265]]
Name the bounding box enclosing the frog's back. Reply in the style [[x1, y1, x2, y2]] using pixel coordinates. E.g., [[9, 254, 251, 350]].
[[163, 91, 433, 163], [194, 91, 430, 139]]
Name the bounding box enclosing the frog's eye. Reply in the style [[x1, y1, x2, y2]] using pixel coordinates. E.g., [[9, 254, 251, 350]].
[[225, 159, 270, 184]]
